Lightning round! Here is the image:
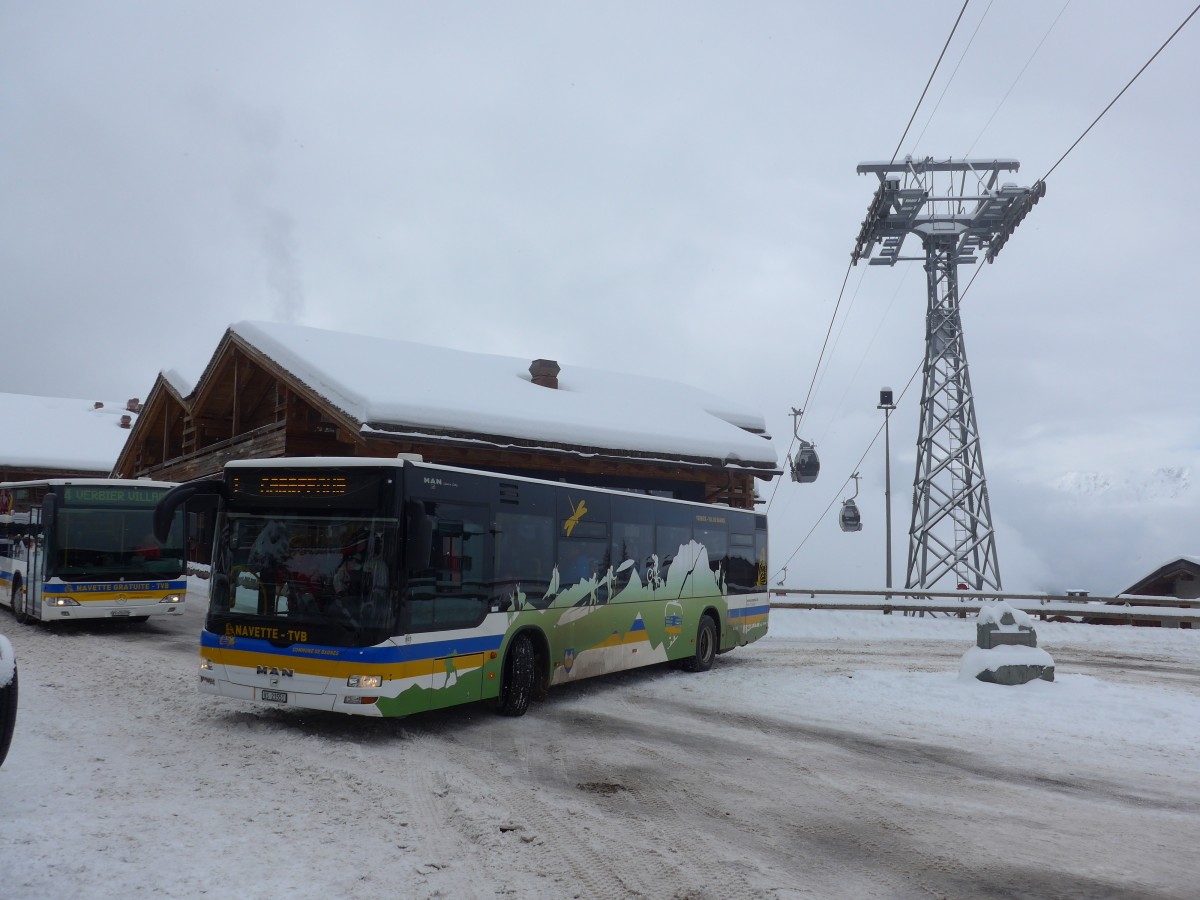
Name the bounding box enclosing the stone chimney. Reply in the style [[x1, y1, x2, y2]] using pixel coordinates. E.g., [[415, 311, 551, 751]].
[[126, 397, 142, 413], [93, 401, 104, 409], [529, 359, 561, 389], [119, 414, 132, 429]]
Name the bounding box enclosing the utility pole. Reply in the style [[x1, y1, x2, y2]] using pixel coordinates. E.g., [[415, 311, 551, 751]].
[[852, 157, 1044, 592], [878, 387, 896, 599]]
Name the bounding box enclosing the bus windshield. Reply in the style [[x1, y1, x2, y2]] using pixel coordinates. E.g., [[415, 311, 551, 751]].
[[210, 513, 397, 644], [49, 505, 186, 580]]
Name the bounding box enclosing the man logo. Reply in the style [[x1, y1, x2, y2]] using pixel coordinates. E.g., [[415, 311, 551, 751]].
[[256, 666, 294, 678], [563, 648, 575, 674]]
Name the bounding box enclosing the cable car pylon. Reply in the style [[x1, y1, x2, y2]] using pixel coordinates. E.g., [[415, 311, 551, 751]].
[[851, 157, 1044, 592]]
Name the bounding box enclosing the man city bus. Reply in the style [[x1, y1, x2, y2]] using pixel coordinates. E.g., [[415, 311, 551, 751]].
[[1, 479, 186, 624], [155, 457, 768, 718]]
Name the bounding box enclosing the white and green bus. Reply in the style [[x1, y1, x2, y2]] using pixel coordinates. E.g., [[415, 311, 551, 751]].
[[154, 457, 769, 717], [0, 479, 187, 624]]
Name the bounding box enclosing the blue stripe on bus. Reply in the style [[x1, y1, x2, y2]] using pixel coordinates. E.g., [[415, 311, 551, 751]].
[[201, 629, 504, 663], [728, 604, 770, 620], [42, 580, 187, 593]]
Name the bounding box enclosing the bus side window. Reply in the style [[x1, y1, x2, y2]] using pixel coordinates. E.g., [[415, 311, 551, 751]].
[[693, 523, 729, 595], [404, 501, 489, 631], [555, 533, 608, 601], [654, 505, 692, 593], [755, 521, 769, 589], [610, 495, 654, 599], [727, 531, 757, 595], [555, 492, 609, 604], [494, 511, 554, 610]]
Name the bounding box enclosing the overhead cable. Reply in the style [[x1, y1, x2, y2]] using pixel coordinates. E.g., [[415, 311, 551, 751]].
[[774, 3, 1200, 575], [1041, 2, 1200, 182], [771, 2, 975, 515], [912, 0, 996, 154], [889, 0, 972, 164], [965, 0, 1072, 157], [766, 260, 854, 513]]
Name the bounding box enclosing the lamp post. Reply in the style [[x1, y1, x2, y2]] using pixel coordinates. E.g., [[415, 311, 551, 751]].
[[878, 387, 896, 599]]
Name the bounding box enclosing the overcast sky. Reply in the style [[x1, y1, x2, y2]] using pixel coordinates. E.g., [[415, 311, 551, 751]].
[[3, 1, 1198, 595]]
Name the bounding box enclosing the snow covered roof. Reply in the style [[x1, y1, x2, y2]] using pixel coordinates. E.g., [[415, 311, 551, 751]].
[[1121, 555, 1200, 595], [229, 321, 778, 471], [0, 392, 137, 474], [160, 368, 193, 398]]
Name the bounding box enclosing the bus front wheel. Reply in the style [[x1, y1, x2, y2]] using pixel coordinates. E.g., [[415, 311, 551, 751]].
[[681, 614, 717, 673], [497, 634, 535, 717], [10, 577, 30, 626]]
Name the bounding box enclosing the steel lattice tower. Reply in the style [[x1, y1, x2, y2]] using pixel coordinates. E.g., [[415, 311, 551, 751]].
[[851, 157, 1044, 591]]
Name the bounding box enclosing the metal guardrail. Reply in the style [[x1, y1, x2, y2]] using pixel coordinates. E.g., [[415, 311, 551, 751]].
[[770, 588, 1200, 626]]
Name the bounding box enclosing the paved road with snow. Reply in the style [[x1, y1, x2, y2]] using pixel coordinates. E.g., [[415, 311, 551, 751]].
[[2, 590, 1198, 899]]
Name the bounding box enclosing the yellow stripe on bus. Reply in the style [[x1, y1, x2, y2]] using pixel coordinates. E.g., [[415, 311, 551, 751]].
[[204, 647, 487, 681], [592, 630, 651, 650]]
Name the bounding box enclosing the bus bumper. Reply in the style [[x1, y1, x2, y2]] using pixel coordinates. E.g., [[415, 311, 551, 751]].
[[198, 674, 386, 716], [40, 597, 186, 620]]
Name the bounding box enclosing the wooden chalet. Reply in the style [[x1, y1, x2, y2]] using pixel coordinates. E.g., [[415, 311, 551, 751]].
[[1081, 558, 1200, 628], [114, 322, 779, 511], [1122, 557, 1200, 600]]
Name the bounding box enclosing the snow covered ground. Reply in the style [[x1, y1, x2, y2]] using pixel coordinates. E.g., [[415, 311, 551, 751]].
[[2, 582, 1199, 899]]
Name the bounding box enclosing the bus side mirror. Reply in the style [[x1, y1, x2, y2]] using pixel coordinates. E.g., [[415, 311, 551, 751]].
[[154, 479, 227, 543], [404, 501, 433, 569]]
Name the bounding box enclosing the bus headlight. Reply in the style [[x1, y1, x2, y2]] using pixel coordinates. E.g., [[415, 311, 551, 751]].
[[158, 594, 185, 604], [50, 597, 80, 607], [347, 674, 382, 689], [200, 658, 215, 671]]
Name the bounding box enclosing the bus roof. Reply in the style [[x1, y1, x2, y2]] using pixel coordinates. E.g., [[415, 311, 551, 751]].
[[0, 477, 179, 491]]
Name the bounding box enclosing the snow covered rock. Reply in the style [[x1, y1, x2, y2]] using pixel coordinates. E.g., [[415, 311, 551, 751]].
[[959, 602, 1055, 685]]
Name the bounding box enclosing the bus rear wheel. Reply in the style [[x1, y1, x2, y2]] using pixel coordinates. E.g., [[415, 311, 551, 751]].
[[497, 634, 535, 717], [10, 576, 30, 626], [681, 614, 717, 672]]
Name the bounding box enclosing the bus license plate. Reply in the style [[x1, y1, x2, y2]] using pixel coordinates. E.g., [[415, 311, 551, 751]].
[[111, 610, 130, 617], [260, 689, 288, 703]]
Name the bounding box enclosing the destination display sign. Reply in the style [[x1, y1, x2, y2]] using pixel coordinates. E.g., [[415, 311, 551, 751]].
[[229, 469, 391, 510], [62, 486, 168, 506], [239, 474, 350, 496]]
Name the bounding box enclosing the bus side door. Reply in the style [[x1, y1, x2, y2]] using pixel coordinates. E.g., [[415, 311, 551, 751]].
[[405, 498, 491, 711]]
